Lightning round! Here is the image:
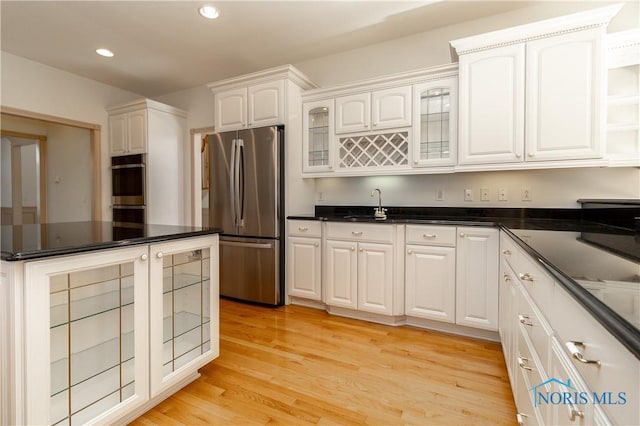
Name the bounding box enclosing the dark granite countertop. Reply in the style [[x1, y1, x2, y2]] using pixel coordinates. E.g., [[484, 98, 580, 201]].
[[289, 205, 640, 358], [1, 222, 220, 261]]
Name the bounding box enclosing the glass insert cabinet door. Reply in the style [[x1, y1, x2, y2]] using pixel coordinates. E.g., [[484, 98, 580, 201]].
[[302, 99, 334, 173], [412, 77, 458, 167], [23, 245, 150, 426], [149, 236, 219, 397]]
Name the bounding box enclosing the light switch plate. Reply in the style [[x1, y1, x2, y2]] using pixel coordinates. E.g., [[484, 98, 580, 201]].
[[480, 188, 490, 201], [464, 189, 473, 201], [522, 188, 532, 201], [498, 188, 507, 201]]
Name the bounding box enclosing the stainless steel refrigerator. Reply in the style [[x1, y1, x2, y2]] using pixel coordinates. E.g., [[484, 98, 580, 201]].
[[209, 125, 284, 305]]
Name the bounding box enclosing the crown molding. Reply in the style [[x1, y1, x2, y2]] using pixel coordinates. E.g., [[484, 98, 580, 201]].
[[106, 98, 187, 117], [206, 64, 317, 92]]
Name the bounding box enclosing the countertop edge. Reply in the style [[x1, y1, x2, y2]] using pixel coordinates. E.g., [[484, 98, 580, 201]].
[[500, 226, 640, 360], [2, 229, 219, 262]]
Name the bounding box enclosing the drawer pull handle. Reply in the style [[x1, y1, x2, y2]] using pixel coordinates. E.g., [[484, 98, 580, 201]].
[[516, 413, 528, 426], [566, 341, 601, 366], [502, 249, 512, 255], [423, 234, 436, 239], [298, 226, 308, 231], [568, 403, 584, 421], [518, 356, 532, 371], [503, 273, 511, 282], [352, 231, 363, 236], [518, 314, 533, 327], [518, 273, 534, 282]]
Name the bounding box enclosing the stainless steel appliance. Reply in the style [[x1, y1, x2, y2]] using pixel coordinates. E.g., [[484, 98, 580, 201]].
[[111, 154, 146, 227], [209, 125, 284, 305]]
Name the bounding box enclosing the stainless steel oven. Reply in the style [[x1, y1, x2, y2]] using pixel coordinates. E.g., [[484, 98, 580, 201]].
[[112, 154, 146, 227]]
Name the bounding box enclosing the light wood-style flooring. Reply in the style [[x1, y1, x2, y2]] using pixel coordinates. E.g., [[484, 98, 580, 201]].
[[131, 299, 517, 425]]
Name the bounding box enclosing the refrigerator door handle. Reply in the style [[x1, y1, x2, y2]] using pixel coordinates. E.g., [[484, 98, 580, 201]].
[[220, 240, 273, 249], [229, 138, 237, 227], [237, 138, 245, 227]]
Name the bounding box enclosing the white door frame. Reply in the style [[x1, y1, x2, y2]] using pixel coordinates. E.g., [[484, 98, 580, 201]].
[[190, 127, 214, 227]]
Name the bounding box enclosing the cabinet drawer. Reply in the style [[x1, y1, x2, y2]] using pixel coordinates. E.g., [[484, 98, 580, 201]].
[[511, 251, 553, 317], [551, 284, 639, 426], [405, 225, 456, 246], [517, 282, 552, 372], [517, 326, 546, 395], [326, 222, 394, 243], [288, 220, 322, 237]]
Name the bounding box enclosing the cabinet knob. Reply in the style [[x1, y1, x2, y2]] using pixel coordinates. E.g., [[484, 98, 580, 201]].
[[351, 246, 355, 251], [140, 253, 148, 261], [459, 232, 465, 238], [414, 160, 418, 164], [516, 413, 527, 426], [528, 153, 534, 157], [568, 403, 584, 422], [407, 249, 413, 255], [503, 273, 511, 282], [359, 247, 363, 252], [517, 356, 532, 371], [329, 165, 333, 170], [518, 314, 533, 327], [515, 153, 521, 158], [314, 242, 319, 247], [156, 252, 164, 259]]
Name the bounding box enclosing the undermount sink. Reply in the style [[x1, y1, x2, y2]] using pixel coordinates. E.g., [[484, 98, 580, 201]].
[[342, 215, 387, 221]]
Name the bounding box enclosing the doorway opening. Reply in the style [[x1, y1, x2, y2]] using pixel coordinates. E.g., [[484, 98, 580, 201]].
[[190, 126, 215, 227]]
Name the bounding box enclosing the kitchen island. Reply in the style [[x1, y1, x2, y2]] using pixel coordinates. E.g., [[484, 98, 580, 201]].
[[1, 222, 219, 426]]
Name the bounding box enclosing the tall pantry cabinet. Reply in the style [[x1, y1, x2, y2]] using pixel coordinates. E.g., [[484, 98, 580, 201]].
[[107, 99, 188, 226]]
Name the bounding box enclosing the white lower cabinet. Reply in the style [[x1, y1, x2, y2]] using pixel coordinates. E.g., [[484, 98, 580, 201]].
[[7, 235, 218, 426], [404, 225, 456, 323], [455, 227, 499, 330], [324, 223, 397, 316], [287, 236, 322, 300]]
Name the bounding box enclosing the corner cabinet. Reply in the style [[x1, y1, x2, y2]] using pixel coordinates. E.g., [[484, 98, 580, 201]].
[[452, 4, 621, 168], [3, 235, 219, 426]]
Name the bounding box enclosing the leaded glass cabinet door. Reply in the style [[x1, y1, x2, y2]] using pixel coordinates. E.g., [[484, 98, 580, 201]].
[[149, 235, 219, 397], [412, 77, 458, 167], [302, 99, 334, 173], [23, 245, 150, 426]]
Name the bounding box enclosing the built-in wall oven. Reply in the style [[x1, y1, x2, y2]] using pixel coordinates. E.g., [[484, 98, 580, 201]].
[[111, 154, 145, 227]]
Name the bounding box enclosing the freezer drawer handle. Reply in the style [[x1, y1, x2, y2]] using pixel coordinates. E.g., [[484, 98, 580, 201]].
[[220, 241, 273, 249]]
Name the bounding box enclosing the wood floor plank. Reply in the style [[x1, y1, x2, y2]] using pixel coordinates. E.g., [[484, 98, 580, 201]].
[[130, 299, 517, 425]]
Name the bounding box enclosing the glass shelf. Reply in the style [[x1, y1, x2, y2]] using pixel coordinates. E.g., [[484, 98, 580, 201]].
[[307, 107, 330, 168]]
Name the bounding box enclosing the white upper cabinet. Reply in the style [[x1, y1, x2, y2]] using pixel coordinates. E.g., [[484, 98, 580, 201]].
[[215, 81, 284, 133], [302, 99, 334, 172], [335, 93, 371, 134], [248, 80, 285, 128], [371, 86, 412, 130], [525, 28, 604, 161], [458, 44, 525, 165], [413, 77, 458, 167], [336, 86, 411, 134], [214, 87, 247, 132], [108, 109, 148, 156], [452, 4, 621, 168]]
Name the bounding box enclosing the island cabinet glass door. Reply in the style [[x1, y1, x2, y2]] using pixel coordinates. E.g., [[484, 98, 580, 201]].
[[149, 236, 219, 397], [23, 245, 150, 426]]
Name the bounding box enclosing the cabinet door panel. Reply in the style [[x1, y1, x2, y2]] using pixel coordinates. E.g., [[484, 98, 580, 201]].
[[372, 86, 412, 130], [458, 44, 525, 165], [324, 240, 357, 309], [526, 28, 604, 161], [455, 227, 499, 330], [405, 245, 455, 322], [302, 99, 334, 173], [215, 88, 247, 132], [336, 93, 370, 134], [127, 110, 147, 154], [248, 80, 284, 127], [357, 242, 393, 315], [287, 236, 322, 300], [109, 113, 127, 156]]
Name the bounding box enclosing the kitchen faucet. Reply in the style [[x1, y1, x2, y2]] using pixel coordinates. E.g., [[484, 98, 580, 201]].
[[371, 188, 387, 220]]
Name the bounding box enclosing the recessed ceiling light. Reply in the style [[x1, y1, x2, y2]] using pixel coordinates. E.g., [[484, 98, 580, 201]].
[[199, 5, 219, 19], [96, 48, 114, 58]]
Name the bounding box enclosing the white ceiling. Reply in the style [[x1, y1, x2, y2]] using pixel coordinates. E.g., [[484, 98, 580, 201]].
[[1, 1, 535, 97]]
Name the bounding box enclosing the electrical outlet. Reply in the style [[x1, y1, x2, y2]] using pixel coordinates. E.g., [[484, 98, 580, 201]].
[[522, 188, 532, 202], [498, 188, 507, 201], [480, 187, 490, 201], [464, 189, 473, 202], [317, 191, 324, 201], [436, 189, 445, 201]]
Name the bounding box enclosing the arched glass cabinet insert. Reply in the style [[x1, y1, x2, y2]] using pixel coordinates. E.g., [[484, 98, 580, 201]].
[[302, 100, 334, 172], [412, 77, 458, 167]]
